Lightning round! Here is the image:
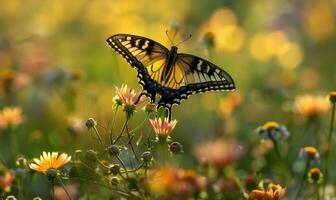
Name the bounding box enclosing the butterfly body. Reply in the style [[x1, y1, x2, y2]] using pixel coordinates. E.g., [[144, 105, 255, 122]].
[[107, 34, 236, 120]]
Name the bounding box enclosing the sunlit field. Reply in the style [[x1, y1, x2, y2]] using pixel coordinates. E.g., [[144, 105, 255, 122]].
[[1, 1, 336, 199]]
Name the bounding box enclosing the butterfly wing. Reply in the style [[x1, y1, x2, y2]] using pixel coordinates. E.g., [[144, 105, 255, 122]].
[[158, 53, 235, 106], [106, 34, 169, 70]]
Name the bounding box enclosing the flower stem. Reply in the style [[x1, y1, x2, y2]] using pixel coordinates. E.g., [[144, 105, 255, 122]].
[[295, 160, 310, 200], [51, 179, 55, 200], [116, 155, 129, 178], [113, 117, 129, 144], [126, 125, 139, 161], [93, 126, 106, 149], [57, 177, 72, 200], [109, 105, 119, 145], [128, 113, 149, 134], [316, 185, 320, 200], [323, 102, 335, 198], [268, 132, 282, 160]]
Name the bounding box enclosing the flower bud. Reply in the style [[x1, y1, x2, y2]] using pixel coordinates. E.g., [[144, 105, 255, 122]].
[[169, 142, 183, 154], [108, 145, 120, 157], [141, 151, 153, 163], [84, 149, 98, 162], [111, 177, 119, 186], [109, 164, 121, 175], [85, 118, 97, 129], [145, 103, 157, 113], [16, 157, 27, 168], [329, 91, 336, 103]]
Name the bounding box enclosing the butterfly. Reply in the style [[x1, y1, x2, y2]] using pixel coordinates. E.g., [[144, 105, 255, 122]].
[[106, 34, 235, 120]]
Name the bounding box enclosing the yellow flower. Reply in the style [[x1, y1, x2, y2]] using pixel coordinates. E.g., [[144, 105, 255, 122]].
[[299, 146, 320, 161], [29, 152, 71, 174], [149, 117, 177, 141], [0, 107, 24, 128], [194, 139, 242, 168], [256, 121, 289, 140], [294, 94, 330, 117]]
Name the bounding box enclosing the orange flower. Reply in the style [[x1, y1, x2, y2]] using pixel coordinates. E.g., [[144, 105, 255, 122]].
[[150, 117, 177, 141], [29, 152, 71, 174], [0, 170, 15, 192], [194, 139, 242, 168], [308, 168, 323, 184], [147, 166, 207, 198], [249, 183, 285, 200], [294, 94, 330, 117], [0, 106, 24, 128]]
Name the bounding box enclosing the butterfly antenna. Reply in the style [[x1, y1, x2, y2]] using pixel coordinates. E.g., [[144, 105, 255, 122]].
[[165, 30, 174, 46], [176, 34, 192, 46]]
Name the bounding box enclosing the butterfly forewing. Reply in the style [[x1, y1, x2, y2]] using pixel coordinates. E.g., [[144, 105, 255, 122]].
[[106, 34, 169, 70]]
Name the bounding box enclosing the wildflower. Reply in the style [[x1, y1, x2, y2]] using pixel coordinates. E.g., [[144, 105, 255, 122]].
[[113, 84, 146, 117], [256, 121, 289, 140], [194, 139, 242, 168], [329, 91, 336, 103], [0, 107, 24, 129], [149, 117, 177, 142], [299, 146, 320, 162], [249, 183, 286, 200], [0, 170, 15, 193], [29, 152, 71, 175], [294, 94, 330, 117], [169, 142, 183, 154], [308, 168, 323, 184]]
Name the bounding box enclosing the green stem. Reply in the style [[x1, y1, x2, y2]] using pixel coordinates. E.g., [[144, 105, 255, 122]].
[[96, 159, 109, 169], [268, 132, 282, 160], [58, 177, 72, 200], [323, 102, 335, 198], [116, 155, 129, 178], [51, 179, 55, 200], [113, 117, 129, 144], [295, 160, 310, 200], [18, 176, 23, 200], [128, 114, 149, 134], [93, 126, 106, 149], [126, 126, 139, 162], [316, 185, 320, 200], [109, 105, 119, 145]]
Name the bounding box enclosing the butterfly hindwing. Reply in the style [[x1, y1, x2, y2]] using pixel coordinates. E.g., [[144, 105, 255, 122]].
[[157, 54, 235, 106]]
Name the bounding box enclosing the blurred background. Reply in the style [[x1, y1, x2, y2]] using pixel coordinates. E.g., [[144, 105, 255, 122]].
[[0, 0, 336, 198]]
